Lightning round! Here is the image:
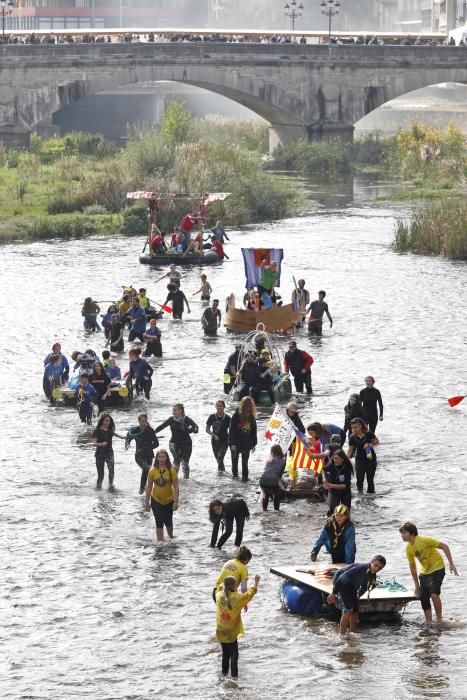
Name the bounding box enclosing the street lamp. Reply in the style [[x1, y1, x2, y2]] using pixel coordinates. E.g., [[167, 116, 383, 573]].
[[0, 0, 14, 40], [320, 0, 340, 43], [284, 0, 304, 32]]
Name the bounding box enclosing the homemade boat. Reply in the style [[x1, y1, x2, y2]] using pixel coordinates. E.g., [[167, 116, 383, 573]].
[[51, 375, 131, 407], [126, 190, 230, 267], [226, 327, 293, 406], [225, 295, 302, 334], [139, 250, 220, 266], [271, 563, 417, 618]]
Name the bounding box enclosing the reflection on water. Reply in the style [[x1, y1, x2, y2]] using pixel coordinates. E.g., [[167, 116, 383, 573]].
[[0, 189, 467, 699]]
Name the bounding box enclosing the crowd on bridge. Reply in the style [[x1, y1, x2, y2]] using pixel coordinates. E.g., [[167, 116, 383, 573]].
[[1, 32, 465, 47]]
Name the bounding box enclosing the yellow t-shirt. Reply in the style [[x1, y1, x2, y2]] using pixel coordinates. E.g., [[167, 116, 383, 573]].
[[214, 559, 249, 591], [148, 465, 177, 505], [138, 295, 150, 309], [119, 301, 131, 316], [215, 586, 257, 643], [406, 535, 444, 575]]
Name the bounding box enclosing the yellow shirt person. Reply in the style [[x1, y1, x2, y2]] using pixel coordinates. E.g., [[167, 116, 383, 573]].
[[147, 464, 177, 505], [215, 582, 258, 643], [215, 559, 249, 592], [405, 535, 445, 575]]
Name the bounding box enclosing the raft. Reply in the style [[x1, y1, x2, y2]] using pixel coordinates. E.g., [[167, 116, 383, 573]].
[[140, 250, 220, 266], [230, 376, 292, 406], [271, 564, 417, 617], [225, 297, 302, 334], [50, 379, 131, 407]]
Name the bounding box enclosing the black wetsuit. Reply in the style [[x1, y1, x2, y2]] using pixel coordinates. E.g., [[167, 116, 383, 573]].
[[206, 412, 231, 471], [92, 427, 115, 485], [349, 431, 377, 493], [323, 460, 352, 513], [155, 415, 198, 479], [126, 425, 159, 491], [359, 387, 383, 432], [228, 410, 257, 481], [166, 290, 189, 320], [210, 498, 250, 549]]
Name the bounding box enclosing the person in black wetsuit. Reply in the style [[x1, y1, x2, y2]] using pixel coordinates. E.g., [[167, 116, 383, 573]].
[[322, 449, 353, 513], [90, 361, 112, 414], [206, 400, 231, 472], [125, 413, 159, 493], [237, 353, 258, 400], [164, 283, 190, 320], [347, 417, 379, 494], [359, 376, 383, 432], [91, 413, 125, 489], [249, 357, 275, 404], [223, 344, 242, 394], [228, 397, 257, 482], [209, 497, 250, 549], [155, 403, 198, 479], [344, 393, 367, 441]]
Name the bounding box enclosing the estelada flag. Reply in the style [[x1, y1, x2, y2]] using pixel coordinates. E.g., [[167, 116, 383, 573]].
[[286, 428, 323, 479]]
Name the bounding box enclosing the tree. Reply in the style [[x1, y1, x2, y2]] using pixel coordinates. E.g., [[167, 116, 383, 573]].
[[160, 99, 192, 144]]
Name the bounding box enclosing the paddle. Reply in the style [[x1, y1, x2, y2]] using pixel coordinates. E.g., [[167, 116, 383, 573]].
[[149, 297, 173, 314], [448, 395, 465, 407]]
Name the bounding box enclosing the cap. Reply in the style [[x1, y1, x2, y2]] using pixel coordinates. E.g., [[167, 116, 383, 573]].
[[288, 340, 297, 346], [287, 402, 298, 413]]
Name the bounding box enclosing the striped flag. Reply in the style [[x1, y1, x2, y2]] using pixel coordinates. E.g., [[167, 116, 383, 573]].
[[241, 248, 284, 289], [286, 428, 323, 479]]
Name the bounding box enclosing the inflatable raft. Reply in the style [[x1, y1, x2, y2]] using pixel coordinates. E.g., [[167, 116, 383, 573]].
[[271, 564, 417, 617], [140, 250, 220, 266]]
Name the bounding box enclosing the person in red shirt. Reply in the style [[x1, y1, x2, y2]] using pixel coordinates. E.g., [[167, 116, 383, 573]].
[[150, 227, 167, 253], [179, 211, 204, 251], [284, 341, 314, 394], [212, 239, 229, 261]]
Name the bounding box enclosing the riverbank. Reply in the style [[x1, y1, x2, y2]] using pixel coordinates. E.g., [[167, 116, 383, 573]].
[[0, 106, 299, 244], [394, 199, 467, 259]]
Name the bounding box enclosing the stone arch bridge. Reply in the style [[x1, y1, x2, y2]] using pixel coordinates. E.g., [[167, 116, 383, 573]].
[[0, 43, 466, 149]]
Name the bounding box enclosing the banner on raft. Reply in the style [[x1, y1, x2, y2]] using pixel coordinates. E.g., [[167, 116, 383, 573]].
[[265, 405, 296, 452], [241, 248, 284, 289], [286, 427, 323, 479]]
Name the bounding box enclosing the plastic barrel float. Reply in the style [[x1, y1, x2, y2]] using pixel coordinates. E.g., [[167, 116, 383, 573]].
[[280, 580, 324, 616]]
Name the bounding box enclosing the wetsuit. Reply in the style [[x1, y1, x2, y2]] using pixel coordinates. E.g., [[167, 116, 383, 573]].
[[206, 411, 231, 471], [344, 402, 367, 439], [91, 370, 111, 413], [76, 383, 98, 424], [259, 456, 286, 511], [92, 427, 115, 485], [323, 459, 352, 512], [125, 424, 159, 491], [165, 290, 189, 320], [349, 431, 377, 493], [223, 350, 240, 394], [237, 361, 257, 400], [359, 387, 383, 432], [128, 357, 153, 399], [228, 410, 257, 481], [210, 498, 250, 549], [201, 307, 221, 336], [311, 520, 356, 564], [308, 299, 329, 336], [144, 326, 162, 358], [284, 348, 313, 394], [108, 321, 124, 352], [155, 415, 199, 479]]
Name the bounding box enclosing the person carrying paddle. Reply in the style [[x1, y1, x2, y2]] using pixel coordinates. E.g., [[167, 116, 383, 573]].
[[327, 555, 386, 634], [399, 522, 458, 626], [164, 283, 190, 320]]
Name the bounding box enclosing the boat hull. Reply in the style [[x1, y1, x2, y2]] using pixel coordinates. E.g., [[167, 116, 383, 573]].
[[140, 251, 221, 266], [225, 302, 302, 333]]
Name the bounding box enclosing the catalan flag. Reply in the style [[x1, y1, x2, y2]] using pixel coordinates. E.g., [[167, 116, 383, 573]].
[[286, 428, 323, 480]]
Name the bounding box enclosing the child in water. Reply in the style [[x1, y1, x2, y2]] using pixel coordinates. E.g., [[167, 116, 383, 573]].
[[215, 574, 260, 678], [193, 274, 213, 302]]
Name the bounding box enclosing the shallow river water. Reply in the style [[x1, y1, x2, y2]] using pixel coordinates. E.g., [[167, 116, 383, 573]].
[[1, 186, 467, 700]]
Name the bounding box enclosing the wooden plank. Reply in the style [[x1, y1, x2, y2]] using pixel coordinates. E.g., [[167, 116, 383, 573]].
[[270, 565, 417, 603]]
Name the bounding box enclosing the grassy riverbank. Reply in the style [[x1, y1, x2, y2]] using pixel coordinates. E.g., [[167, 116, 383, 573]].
[[394, 199, 467, 259], [270, 123, 467, 200], [0, 104, 299, 244]]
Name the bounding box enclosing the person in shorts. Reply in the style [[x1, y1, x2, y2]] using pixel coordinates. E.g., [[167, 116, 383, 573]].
[[327, 555, 386, 634], [399, 522, 458, 625]]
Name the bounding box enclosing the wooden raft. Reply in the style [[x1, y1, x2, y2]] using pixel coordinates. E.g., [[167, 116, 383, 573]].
[[225, 300, 302, 333], [271, 564, 417, 614]]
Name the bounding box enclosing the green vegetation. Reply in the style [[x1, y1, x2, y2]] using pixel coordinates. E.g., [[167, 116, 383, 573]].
[[0, 101, 298, 244], [270, 124, 467, 200], [394, 199, 467, 260]]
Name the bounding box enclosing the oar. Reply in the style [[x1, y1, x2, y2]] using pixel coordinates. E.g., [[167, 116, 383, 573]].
[[148, 297, 173, 314], [448, 395, 465, 407]]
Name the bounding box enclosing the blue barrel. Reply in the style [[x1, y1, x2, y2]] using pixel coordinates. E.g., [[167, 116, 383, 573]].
[[280, 581, 324, 616]]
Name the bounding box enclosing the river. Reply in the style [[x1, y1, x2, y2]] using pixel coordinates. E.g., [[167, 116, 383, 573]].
[[1, 179, 466, 700]]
